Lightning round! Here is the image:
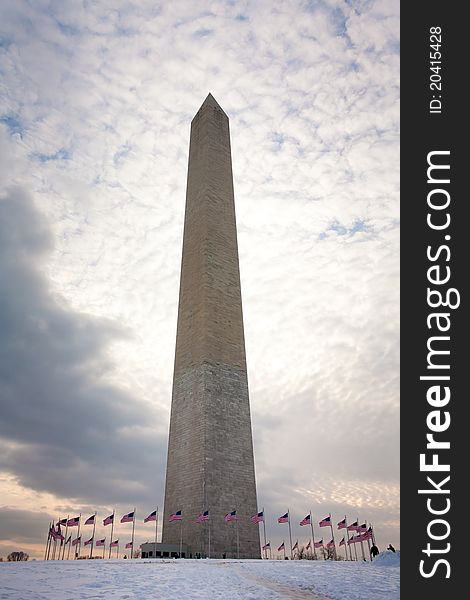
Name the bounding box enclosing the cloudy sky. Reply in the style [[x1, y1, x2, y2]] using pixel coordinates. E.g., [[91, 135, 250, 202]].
[[0, 0, 399, 559]]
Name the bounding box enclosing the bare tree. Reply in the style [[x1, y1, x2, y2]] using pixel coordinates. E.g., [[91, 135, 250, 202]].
[[7, 551, 29, 562]]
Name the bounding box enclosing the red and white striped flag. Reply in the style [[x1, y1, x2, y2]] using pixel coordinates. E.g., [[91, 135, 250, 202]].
[[84, 538, 93, 546], [103, 514, 114, 526], [72, 537, 81, 546], [347, 520, 359, 531], [251, 511, 264, 524], [121, 511, 135, 523], [326, 539, 335, 548], [196, 511, 209, 523], [319, 516, 331, 527], [278, 512, 289, 523], [110, 540, 119, 547], [314, 539, 323, 548], [339, 537, 345, 546], [96, 539, 105, 547], [169, 510, 182, 522], [85, 515, 95, 525], [125, 542, 133, 549], [144, 510, 157, 523], [224, 511, 237, 522], [337, 518, 347, 530], [300, 514, 311, 526], [67, 516, 80, 527], [262, 542, 271, 550], [277, 542, 285, 552]]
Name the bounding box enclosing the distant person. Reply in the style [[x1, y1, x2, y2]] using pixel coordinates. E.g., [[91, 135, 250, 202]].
[[222, 553, 226, 559], [387, 544, 396, 552], [370, 544, 379, 559], [123, 555, 127, 559]]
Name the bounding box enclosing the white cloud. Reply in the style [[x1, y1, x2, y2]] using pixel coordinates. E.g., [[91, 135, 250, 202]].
[[0, 0, 399, 556]]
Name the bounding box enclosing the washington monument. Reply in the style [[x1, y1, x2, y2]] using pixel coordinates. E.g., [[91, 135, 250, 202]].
[[162, 94, 260, 559]]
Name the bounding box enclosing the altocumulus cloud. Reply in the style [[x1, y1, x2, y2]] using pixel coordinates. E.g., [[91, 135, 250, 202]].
[[0, 0, 399, 555]]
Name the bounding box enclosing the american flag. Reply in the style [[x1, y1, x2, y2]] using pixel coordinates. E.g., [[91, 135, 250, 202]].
[[144, 510, 157, 523], [121, 511, 135, 523], [125, 542, 133, 549], [278, 512, 289, 523], [293, 541, 298, 551], [85, 515, 95, 525], [319, 516, 331, 527], [326, 539, 335, 548], [65, 535, 71, 544], [262, 542, 271, 550], [306, 540, 311, 550], [96, 539, 105, 547], [55, 523, 64, 541], [58, 518, 68, 525], [251, 511, 264, 524], [224, 511, 237, 522], [72, 537, 81, 546], [49, 527, 60, 541], [196, 511, 209, 523], [103, 514, 114, 526], [337, 518, 347, 529], [67, 516, 80, 527], [339, 537, 345, 546], [359, 523, 367, 531], [169, 510, 182, 522], [314, 539, 323, 548], [300, 514, 310, 526], [110, 540, 119, 547], [347, 520, 358, 531], [84, 538, 93, 546], [277, 542, 285, 551]]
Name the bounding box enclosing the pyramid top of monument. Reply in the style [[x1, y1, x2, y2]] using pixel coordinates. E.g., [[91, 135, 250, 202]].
[[193, 93, 228, 121]]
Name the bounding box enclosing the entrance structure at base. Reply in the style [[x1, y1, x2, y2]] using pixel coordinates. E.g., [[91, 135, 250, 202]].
[[162, 94, 260, 559]]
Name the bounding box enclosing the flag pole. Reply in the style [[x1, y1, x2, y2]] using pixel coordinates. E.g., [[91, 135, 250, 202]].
[[90, 512, 96, 559], [329, 513, 337, 560], [283, 542, 286, 560], [236, 516, 240, 559], [179, 517, 183, 558], [103, 539, 106, 559], [44, 521, 51, 560], [108, 510, 115, 559], [154, 507, 159, 559], [357, 516, 365, 561], [287, 509, 293, 559], [66, 536, 71, 560], [309, 511, 317, 560], [116, 543, 119, 559], [345, 517, 353, 561], [262, 507, 267, 559], [366, 522, 372, 560], [76, 513, 82, 559], [61, 517, 69, 560], [131, 508, 136, 559], [208, 517, 211, 559]]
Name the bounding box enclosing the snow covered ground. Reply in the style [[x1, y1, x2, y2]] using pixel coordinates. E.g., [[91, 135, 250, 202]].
[[0, 553, 400, 599]]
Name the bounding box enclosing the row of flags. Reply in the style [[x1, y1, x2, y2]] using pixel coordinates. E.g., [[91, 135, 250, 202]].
[[46, 508, 375, 560]]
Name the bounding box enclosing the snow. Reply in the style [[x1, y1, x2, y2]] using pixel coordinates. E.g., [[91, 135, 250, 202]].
[[0, 557, 399, 599]]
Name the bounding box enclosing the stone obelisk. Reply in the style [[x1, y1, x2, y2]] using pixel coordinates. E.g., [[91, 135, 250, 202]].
[[162, 94, 260, 559]]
